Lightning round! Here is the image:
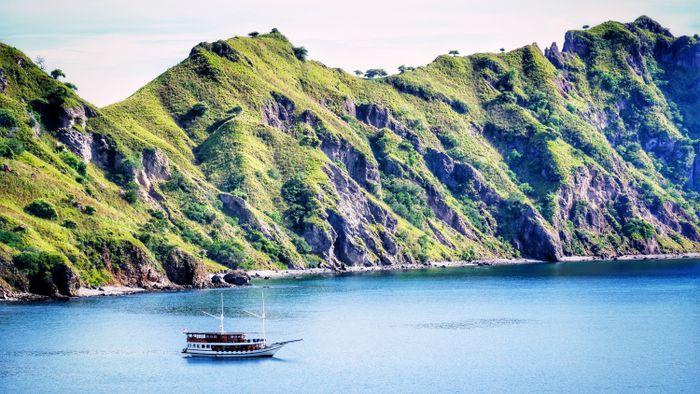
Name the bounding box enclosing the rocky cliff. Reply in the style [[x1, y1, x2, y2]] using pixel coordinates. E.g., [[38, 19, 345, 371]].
[[1, 16, 700, 298]]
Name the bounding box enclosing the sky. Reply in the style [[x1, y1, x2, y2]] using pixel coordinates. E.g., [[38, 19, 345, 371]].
[[1, 0, 699, 107]]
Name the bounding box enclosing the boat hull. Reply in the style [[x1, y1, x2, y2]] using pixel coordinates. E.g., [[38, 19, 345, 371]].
[[182, 343, 285, 358]]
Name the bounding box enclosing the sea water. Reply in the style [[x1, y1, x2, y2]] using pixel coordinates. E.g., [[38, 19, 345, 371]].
[[1, 259, 699, 393]]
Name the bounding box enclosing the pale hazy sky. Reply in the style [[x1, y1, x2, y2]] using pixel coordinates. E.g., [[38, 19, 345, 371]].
[[1, 0, 698, 107]]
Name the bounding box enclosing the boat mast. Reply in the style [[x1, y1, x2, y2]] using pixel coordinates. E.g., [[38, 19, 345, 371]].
[[262, 290, 266, 341], [201, 293, 225, 334], [220, 293, 225, 334]]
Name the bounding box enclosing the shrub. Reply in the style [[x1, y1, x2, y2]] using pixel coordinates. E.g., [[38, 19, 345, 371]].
[[84, 205, 96, 215], [293, 46, 308, 61], [25, 200, 58, 220], [13, 251, 62, 276], [506, 149, 523, 164], [162, 172, 193, 193], [61, 152, 87, 175], [62, 220, 78, 229], [365, 69, 388, 79], [0, 109, 19, 128], [182, 202, 215, 224], [123, 189, 138, 204], [0, 137, 25, 158], [498, 91, 517, 104], [623, 218, 655, 241], [496, 70, 516, 91], [518, 182, 534, 195], [207, 239, 248, 267], [248, 31, 259, 37], [191, 102, 208, 116], [50, 69, 65, 80], [383, 177, 432, 228], [0, 229, 23, 247], [282, 176, 322, 230]]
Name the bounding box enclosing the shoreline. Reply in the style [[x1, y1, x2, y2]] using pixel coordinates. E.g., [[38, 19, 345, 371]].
[[247, 252, 700, 280], [3, 252, 700, 302]]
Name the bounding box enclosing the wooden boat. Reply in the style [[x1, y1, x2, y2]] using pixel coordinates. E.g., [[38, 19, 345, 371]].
[[182, 293, 301, 358]]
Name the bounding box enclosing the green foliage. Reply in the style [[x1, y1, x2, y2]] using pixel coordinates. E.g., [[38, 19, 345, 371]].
[[623, 218, 655, 241], [383, 177, 432, 228], [207, 238, 249, 267], [25, 200, 58, 220], [191, 102, 209, 116], [83, 205, 96, 215], [61, 151, 87, 175], [0, 108, 19, 128], [62, 220, 78, 229], [0, 229, 23, 248], [293, 46, 308, 61], [182, 201, 215, 224], [50, 69, 65, 80], [281, 176, 321, 231], [0, 137, 25, 158], [365, 69, 388, 79], [13, 250, 62, 276], [123, 183, 139, 204]]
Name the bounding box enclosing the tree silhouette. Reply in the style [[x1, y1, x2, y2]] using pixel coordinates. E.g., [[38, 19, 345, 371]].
[[50, 69, 65, 80], [448, 50, 459, 56], [248, 32, 259, 37], [364, 69, 388, 79], [293, 46, 308, 61], [354, 70, 364, 76]]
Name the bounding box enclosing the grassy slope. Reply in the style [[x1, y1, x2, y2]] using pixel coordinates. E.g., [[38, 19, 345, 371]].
[[2, 17, 700, 296]]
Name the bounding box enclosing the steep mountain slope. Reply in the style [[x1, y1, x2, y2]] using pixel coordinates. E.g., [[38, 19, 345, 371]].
[[1, 16, 699, 298]]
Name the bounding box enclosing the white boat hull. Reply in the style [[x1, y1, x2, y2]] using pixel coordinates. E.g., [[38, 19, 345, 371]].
[[183, 341, 296, 358]]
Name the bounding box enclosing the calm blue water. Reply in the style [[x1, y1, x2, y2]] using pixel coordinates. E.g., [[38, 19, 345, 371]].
[[1, 259, 699, 393]]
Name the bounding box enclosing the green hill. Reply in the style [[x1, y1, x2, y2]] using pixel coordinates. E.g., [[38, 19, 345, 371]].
[[2, 16, 700, 298]]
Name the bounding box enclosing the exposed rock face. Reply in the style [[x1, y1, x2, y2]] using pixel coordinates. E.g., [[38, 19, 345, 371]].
[[163, 248, 209, 288], [51, 263, 81, 297], [136, 148, 171, 192], [424, 148, 560, 260], [57, 128, 94, 160], [657, 36, 700, 69], [354, 103, 423, 152], [55, 105, 97, 160], [223, 270, 250, 286], [423, 183, 474, 238], [57, 105, 89, 130], [262, 92, 296, 132], [562, 31, 592, 58], [219, 193, 274, 237], [319, 164, 401, 266], [0, 67, 7, 92], [544, 42, 566, 69], [424, 149, 500, 205], [99, 240, 171, 289], [509, 204, 562, 261], [317, 131, 380, 189], [302, 221, 337, 261]]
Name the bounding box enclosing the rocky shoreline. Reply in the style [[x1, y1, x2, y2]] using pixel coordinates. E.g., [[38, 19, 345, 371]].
[[3, 253, 699, 302], [249, 252, 700, 279]]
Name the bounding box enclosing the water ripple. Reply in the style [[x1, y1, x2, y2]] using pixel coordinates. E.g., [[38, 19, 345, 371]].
[[412, 318, 528, 330]]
